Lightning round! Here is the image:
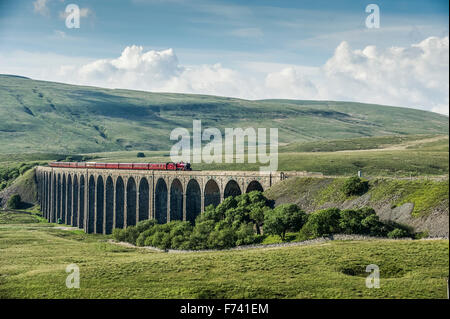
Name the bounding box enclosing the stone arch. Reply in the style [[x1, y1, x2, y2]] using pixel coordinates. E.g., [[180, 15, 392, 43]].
[[186, 179, 201, 224], [87, 175, 95, 233], [73, 175, 78, 227], [155, 178, 168, 224], [115, 177, 125, 229], [67, 174, 72, 225], [105, 176, 114, 234], [170, 179, 183, 221], [79, 175, 85, 229], [224, 179, 241, 198], [246, 180, 264, 193], [96, 175, 104, 234], [126, 177, 137, 227], [138, 178, 149, 222], [204, 179, 220, 209]]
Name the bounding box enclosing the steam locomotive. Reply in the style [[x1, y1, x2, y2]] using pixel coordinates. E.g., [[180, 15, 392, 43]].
[[49, 161, 192, 171]]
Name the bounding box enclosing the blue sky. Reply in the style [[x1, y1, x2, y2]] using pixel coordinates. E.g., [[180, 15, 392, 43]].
[[0, 0, 448, 113]]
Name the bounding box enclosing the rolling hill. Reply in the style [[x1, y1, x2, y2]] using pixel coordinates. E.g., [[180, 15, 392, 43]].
[[0, 74, 448, 154]]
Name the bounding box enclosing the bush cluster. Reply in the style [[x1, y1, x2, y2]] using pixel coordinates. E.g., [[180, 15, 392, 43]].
[[113, 191, 275, 250], [298, 207, 410, 240], [113, 191, 412, 250]]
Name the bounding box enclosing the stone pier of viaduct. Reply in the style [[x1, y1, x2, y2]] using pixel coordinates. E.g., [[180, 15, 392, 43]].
[[35, 166, 321, 234]]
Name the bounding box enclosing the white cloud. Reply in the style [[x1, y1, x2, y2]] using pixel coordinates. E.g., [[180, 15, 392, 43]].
[[1, 36, 448, 115], [316, 36, 449, 114], [264, 36, 449, 114], [50, 45, 255, 98]]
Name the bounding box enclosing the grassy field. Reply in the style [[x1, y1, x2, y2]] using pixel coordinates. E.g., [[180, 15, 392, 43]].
[[0, 135, 447, 177], [74, 135, 448, 176], [0, 212, 448, 299]]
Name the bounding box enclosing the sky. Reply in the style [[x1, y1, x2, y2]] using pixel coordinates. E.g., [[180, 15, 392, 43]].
[[0, 0, 448, 114]]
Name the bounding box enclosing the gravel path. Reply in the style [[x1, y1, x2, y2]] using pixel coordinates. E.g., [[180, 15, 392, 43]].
[[106, 234, 449, 254]]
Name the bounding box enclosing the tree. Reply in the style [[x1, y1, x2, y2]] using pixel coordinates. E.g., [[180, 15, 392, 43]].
[[263, 204, 307, 241], [342, 176, 369, 196], [249, 206, 267, 235], [136, 152, 145, 158], [299, 208, 341, 239]]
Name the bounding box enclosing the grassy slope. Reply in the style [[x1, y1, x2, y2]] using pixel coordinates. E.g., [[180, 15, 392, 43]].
[[0, 218, 448, 299], [279, 134, 439, 152], [0, 168, 39, 208], [265, 177, 449, 218], [0, 74, 448, 154]]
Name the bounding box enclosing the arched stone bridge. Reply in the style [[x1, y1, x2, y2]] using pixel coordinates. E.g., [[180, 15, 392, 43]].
[[36, 167, 316, 234]]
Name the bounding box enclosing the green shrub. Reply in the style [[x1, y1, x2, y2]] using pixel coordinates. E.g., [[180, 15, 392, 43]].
[[123, 226, 140, 245], [189, 220, 215, 250], [7, 194, 22, 209], [339, 207, 379, 235], [360, 213, 388, 236], [136, 152, 145, 158], [235, 222, 257, 246], [112, 228, 126, 242], [170, 221, 193, 249], [264, 204, 307, 241], [136, 219, 157, 233], [136, 229, 154, 246], [342, 176, 369, 196], [299, 208, 341, 239], [208, 227, 236, 249], [388, 228, 410, 238]]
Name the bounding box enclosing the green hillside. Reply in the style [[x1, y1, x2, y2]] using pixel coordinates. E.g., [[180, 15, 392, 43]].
[[0, 74, 448, 154]]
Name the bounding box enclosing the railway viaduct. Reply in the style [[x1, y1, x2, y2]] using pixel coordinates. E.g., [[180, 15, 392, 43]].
[[35, 166, 320, 234]]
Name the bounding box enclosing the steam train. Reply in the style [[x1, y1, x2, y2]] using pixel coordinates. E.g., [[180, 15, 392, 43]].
[[49, 161, 192, 171]]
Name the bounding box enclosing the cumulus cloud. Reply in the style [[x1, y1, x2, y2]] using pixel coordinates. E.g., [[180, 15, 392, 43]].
[[316, 36, 449, 114], [56, 45, 254, 98], [264, 36, 449, 114], [16, 36, 449, 115]]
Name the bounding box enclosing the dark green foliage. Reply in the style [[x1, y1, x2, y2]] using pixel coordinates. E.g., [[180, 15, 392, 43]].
[[123, 226, 139, 245], [115, 191, 270, 250], [112, 228, 126, 242], [7, 194, 22, 209], [136, 219, 157, 233], [299, 208, 341, 239], [136, 152, 145, 158], [342, 176, 369, 196], [113, 191, 413, 250], [388, 228, 410, 238], [263, 204, 307, 241], [298, 206, 412, 240]]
